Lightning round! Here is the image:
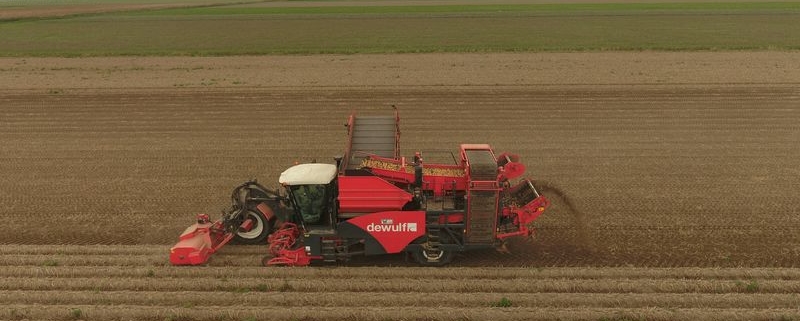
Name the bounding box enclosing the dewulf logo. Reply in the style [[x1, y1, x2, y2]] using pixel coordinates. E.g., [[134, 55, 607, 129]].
[[366, 219, 417, 232]]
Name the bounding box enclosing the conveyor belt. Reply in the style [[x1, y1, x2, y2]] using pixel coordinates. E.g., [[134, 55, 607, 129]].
[[346, 116, 398, 170], [467, 190, 497, 244], [462, 149, 500, 244], [463, 149, 497, 181], [361, 158, 466, 177]]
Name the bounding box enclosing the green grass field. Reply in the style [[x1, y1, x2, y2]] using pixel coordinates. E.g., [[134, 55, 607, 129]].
[[136, 2, 800, 15], [0, 0, 245, 6], [0, 1, 799, 56]]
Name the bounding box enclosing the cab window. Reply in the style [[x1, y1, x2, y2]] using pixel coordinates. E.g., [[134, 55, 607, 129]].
[[290, 184, 326, 224]]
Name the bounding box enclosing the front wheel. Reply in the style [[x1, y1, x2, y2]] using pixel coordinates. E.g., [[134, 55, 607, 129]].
[[412, 247, 454, 266], [233, 210, 272, 244]]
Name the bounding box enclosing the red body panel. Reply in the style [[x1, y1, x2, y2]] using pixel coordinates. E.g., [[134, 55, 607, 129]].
[[496, 152, 525, 181], [346, 211, 426, 253], [438, 213, 464, 224], [338, 176, 413, 212]]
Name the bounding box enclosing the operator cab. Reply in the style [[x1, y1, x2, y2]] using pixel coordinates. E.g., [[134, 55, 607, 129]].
[[279, 163, 338, 229]]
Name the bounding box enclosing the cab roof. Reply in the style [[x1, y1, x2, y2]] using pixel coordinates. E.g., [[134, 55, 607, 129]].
[[279, 163, 338, 185]]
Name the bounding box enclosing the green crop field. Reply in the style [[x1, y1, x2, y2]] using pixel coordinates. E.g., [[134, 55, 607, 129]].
[[0, 1, 799, 56], [1, 0, 218, 5], [137, 2, 800, 15]]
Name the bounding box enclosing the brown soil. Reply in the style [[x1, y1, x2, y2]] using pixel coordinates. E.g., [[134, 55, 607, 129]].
[[2, 244, 800, 320], [1, 0, 799, 305], [1, 51, 799, 272], [2, 52, 799, 90]]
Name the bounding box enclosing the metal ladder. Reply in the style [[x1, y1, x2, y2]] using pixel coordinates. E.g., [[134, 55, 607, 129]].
[[321, 239, 337, 263]]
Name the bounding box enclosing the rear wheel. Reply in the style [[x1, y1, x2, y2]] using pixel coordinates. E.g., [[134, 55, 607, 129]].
[[412, 247, 454, 266], [233, 210, 272, 244]]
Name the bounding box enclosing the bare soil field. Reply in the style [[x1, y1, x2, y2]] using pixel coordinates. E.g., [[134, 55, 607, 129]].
[[2, 52, 799, 89], [3, 244, 800, 321], [1, 52, 799, 320]]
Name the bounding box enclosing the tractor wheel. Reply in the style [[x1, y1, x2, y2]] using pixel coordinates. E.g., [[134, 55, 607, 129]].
[[412, 247, 454, 267], [233, 210, 272, 244]]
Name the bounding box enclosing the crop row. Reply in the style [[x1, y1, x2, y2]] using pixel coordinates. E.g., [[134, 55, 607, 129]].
[[2, 230, 798, 268], [4, 259, 800, 280], [2, 290, 800, 309], [2, 249, 799, 321], [3, 276, 800, 293], [3, 305, 799, 321]]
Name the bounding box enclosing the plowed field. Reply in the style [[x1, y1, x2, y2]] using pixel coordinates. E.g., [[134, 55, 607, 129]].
[[1, 52, 799, 320], [3, 244, 800, 321]]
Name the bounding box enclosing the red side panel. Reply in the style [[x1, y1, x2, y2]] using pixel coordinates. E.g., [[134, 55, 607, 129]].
[[346, 211, 426, 253], [338, 176, 413, 213]]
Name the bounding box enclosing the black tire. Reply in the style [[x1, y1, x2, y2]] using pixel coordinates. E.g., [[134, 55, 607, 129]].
[[233, 210, 272, 245], [412, 247, 455, 267]]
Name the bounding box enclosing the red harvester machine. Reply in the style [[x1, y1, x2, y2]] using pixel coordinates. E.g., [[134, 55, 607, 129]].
[[170, 110, 549, 266]]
